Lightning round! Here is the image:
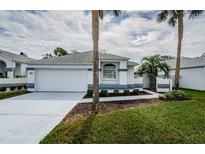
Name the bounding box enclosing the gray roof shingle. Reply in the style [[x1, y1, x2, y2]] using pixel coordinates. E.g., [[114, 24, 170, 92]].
[[29, 51, 138, 66], [166, 56, 205, 69], [0, 50, 35, 63]]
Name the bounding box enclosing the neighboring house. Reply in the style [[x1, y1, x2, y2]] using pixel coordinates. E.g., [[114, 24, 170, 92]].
[[0, 50, 35, 78], [27, 51, 139, 92], [166, 55, 205, 91]]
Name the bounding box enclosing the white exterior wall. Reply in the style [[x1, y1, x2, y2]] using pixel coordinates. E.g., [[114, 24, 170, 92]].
[[0, 55, 28, 78], [119, 61, 127, 85], [0, 78, 27, 85], [88, 70, 93, 85], [179, 67, 205, 91], [21, 63, 28, 76], [27, 61, 136, 92], [0, 56, 15, 78], [27, 69, 35, 91], [15, 63, 21, 76], [127, 66, 134, 84], [156, 78, 172, 92], [143, 74, 150, 88], [170, 67, 205, 91]]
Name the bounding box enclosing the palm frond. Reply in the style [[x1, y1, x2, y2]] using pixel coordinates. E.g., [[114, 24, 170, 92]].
[[157, 10, 169, 23], [168, 15, 177, 27], [98, 10, 121, 20], [138, 55, 170, 77], [189, 10, 204, 19], [98, 10, 104, 20]]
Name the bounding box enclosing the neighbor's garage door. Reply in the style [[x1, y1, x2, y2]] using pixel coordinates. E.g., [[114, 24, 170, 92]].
[[35, 69, 88, 92]]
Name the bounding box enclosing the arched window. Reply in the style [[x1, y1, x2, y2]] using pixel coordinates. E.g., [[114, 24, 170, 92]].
[[103, 63, 116, 80]]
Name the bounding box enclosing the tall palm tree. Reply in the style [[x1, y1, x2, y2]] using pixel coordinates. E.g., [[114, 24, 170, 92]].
[[92, 10, 121, 114], [138, 55, 170, 91], [157, 10, 204, 90]]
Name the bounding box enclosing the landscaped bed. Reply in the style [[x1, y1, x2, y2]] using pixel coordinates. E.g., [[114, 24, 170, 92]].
[[65, 98, 160, 119], [40, 89, 205, 144], [0, 90, 28, 100], [84, 89, 150, 98]]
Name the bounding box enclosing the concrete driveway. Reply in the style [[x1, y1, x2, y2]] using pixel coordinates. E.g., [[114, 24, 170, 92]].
[[0, 92, 85, 144]]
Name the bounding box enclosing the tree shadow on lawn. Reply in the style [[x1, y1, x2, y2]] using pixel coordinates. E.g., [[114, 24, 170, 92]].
[[71, 113, 97, 143]]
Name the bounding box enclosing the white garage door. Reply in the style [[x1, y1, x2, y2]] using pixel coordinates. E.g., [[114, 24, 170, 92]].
[[35, 69, 88, 92]]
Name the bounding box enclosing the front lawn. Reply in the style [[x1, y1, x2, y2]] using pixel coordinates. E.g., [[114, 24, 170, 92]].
[[0, 90, 28, 100], [40, 89, 205, 144], [181, 88, 205, 100]]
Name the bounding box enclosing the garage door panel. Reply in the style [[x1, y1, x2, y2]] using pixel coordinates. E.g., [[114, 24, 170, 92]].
[[35, 69, 88, 92]]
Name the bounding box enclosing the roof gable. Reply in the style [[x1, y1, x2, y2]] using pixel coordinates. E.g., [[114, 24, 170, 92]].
[[29, 51, 138, 66], [0, 50, 35, 63], [166, 56, 205, 69]]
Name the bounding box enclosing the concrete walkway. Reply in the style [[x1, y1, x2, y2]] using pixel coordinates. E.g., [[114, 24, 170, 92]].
[[80, 90, 161, 103], [0, 92, 85, 144]]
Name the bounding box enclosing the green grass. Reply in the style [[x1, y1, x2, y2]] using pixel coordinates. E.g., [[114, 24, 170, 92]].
[[40, 89, 205, 144], [181, 88, 205, 100], [0, 90, 28, 100]]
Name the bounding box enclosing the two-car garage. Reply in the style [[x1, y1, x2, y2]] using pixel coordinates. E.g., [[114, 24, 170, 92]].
[[34, 69, 88, 92]]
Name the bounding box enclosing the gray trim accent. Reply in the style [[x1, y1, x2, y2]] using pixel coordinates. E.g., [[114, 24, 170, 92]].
[[158, 84, 170, 88], [27, 83, 34, 88], [118, 69, 128, 71], [4, 67, 13, 72], [0, 83, 26, 88], [134, 83, 143, 88], [26, 67, 35, 71], [170, 65, 205, 70], [87, 69, 102, 71], [88, 84, 143, 90]]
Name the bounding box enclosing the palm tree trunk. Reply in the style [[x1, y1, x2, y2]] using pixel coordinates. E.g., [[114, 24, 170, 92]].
[[91, 10, 99, 114], [174, 11, 183, 90]]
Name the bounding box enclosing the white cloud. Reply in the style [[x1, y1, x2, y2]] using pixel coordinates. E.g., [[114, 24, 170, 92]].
[[0, 10, 204, 63]]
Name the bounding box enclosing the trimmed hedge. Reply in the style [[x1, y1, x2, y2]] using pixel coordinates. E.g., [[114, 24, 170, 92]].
[[123, 90, 129, 95], [114, 90, 119, 95], [0, 87, 7, 92], [133, 89, 140, 95], [100, 90, 108, 97], [160, 90, 191, 101], [17, 85, 23, 90], [10, 86, 16, 91], [87, 90, 93, 97]]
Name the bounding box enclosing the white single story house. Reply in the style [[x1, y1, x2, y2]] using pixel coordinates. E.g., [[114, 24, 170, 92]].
[[166, 55, 205, 91], [0, 50, 35, 78], [27, 51, 139, 92]]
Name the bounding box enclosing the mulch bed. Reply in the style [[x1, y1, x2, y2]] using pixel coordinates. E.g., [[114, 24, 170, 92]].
[[83, 91, 150, 98], [63, 99, 161, 122]]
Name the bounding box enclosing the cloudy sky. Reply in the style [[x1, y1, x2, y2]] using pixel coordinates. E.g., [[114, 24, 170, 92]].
[[0, 10, 204, 63]]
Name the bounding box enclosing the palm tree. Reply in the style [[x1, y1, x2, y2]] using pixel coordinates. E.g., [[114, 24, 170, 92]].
[[92, 10, 121, 114], [157, 10, 204, 90], [138, 55, 170, 91]]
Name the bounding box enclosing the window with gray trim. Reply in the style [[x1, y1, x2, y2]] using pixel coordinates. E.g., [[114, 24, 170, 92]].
[[103, 64, 116, 80]]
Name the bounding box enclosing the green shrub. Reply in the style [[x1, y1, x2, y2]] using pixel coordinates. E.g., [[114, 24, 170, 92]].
[[100, 90, 108, 97], [23, 85, 27, 89], [123, 89, 129, 95], [0, 87, 7, 92], [16, 75, 26, 78], [10, 86, 16, 91], [17, 86, 23, 90], [87, 90, 93, 97], [113, 90, 119, 95], [161, 90, 191, 101], [133, 89, 140, 95]]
